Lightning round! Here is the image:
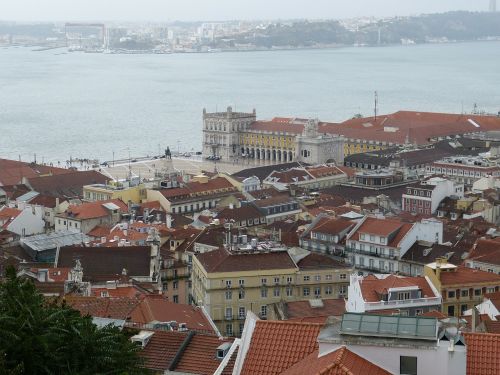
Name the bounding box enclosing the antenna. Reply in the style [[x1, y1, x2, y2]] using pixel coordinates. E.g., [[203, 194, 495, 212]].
[[374, 91, 379, 121]]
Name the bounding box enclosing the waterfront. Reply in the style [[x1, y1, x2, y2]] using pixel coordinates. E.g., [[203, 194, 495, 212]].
[[1, 41, 500, 164]]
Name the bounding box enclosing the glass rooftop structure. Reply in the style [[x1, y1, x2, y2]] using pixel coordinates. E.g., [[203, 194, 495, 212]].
[[340, 313, 438, 341]]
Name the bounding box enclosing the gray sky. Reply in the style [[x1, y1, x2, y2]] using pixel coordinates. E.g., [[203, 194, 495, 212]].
[[0, 0, 488, 22]]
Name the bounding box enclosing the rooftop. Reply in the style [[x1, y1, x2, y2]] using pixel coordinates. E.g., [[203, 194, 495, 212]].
[[195, 247, 297, 273], [358, 274, 437, 302], [464, 333, 500, 375], [240, 320, 323, 375]]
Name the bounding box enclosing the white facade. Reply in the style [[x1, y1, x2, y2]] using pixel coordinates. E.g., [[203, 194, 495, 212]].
[[464, 297, 499, 321], [346, 273, 442, 314], [241, 176, 261, 192], [3, 207, 45, 236], [346, 217, 443, 274], [318, 340, 466, 375], [295, 119, 344, 165]]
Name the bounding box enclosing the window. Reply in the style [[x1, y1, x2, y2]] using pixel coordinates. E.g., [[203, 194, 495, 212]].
[[325, 286, 332, 295], [379, 260, 385, 270], [461, 290, 469, 297], [400, 356, 417, 375], [225, 307, 232, 319], [239, 279, 245, 286], [360, 234, 365, 240], [380, 237, 386, 244], [339, 285, 347, 295], [326, 274, 333, 281], [303, 287, 310, 296], [339, 274, 346, 280], [448, 290, 455, 298], [461, 304, 468, 315], [314, 275, 321, 281], [273, 287, 280, 297], [100, 291, 109, 297], [487, 287, 495, 293], [239, 323, 245, 335], [238, 307, 245, 319], [389, 249, 395, 257], [226, 280, 232, 288], [447, 305, 455, 316], [261, 278, 267, 285], [260, 305, 267, 318], [359, 257, 365, 266], [173, 295, 178, 303], [261, 287, 268, 298], [226, 324, 233, 336], [238, 290, 245, 300], [303, 275, 310, 281], [474, 289, 482, 296], [286, 276, 293, 284], [274, 277, 280, 284], [314, 287, 321, 297], [398, 292, 411, 300], [369, 235, 375, 241], [286, 287, 293, 297], [173, 281, 178, 290]]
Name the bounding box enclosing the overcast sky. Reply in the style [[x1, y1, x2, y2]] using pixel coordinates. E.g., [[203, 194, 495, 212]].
[[0, 0, 489, 22]]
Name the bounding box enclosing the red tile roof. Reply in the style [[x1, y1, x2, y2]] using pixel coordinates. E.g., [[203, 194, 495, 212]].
[[240, 320, 323, 375], [129, 296, 215, 333], [285, 299, 346, 320], [349, 217, 414, 248], [310, 217, 355, 236], [484, 321, 500, 334], [282, 347, 391, 375], [161, 177, 236, 201], [0, 158, 71, 186], [195, 247, 297, 273], [464, 333, 500, 375], [437, 266, 500, 287], [421, 310, 447, 319], [485, 291, 500, 311], [60, 199, 128, 220], [64, 296, 140, 319], [247, 120, 305, 134], [28, 194, 64, 208], [297, 252, 349, 270], [140, 330, 188, 371], [323, 111, 500, 146], [359, 274, 437, 302], [467, 238, 500, 266], [0, 207, 22, 227], [174, 334, 233, 375], [27, 170, 109, 198]]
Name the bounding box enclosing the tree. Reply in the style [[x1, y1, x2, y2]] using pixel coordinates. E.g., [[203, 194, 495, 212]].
[[0, 267, 149, 375]]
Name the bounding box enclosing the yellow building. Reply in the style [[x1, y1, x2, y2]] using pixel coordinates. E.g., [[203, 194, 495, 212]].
[[424, 258, 500, 317], [192, 247, 352, 337], [83, 181, 146, 204]]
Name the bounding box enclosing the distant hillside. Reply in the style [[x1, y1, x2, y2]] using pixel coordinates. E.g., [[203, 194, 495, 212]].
[[217, 11, 500, 48]]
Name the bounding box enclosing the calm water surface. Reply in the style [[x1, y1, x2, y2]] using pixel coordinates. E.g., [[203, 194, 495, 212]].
[[0, 42, 499, 163]]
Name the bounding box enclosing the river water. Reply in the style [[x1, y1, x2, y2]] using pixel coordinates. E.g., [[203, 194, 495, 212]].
[[1, 42, 499, 163]]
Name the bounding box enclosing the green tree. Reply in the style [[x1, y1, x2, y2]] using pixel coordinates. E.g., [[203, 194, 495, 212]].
[[0, 266, 149, 375]]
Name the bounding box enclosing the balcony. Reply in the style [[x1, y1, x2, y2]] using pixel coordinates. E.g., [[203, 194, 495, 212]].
[[364, 296, 442, 311], [346, 247, 398, 260]]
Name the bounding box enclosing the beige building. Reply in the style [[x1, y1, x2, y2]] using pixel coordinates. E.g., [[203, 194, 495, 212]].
[[83, 181, 147, 204], [424, 258, 500, 317], [192, 247, 352, 336]]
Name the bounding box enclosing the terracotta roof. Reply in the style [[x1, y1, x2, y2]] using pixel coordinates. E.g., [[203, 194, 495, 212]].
[[232, 162, 308, 181], [484, 321, 500, 334], [64, 296, 140, 319], [464, 333, 500, 375], [87, 225, 113, 238], [310, 217, 355, 236], [359, 274, 437, 302], [306, 165, 345, 179], [27, 170, 109, 198], [437, 266, 500, 287], [28, 194, 64, 208], [285, 299, 346, 320], [174, 334, 233, 374], [140, 330, 188, 371], [326, 111, 500, 145], [56, 246, 152, 281], [160, 177, 236, 201], [129, 296, 215, 333], [195, 247, 297, 273], [297, 253, 348, 270], [240, 320, 323, 375], [59, 198, 128, 220], [247, 120, 305, 135], [467, 238, 500, 266], [282, 347, 391, 375], [349, 217, 414, 248], [421, 310, 447, 319], [0, 158, 71, 186], [0, 207, 22, 227], [253, 195, 297, 208], [485, 291, 500, 311], [90, 285, 150, 298]]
